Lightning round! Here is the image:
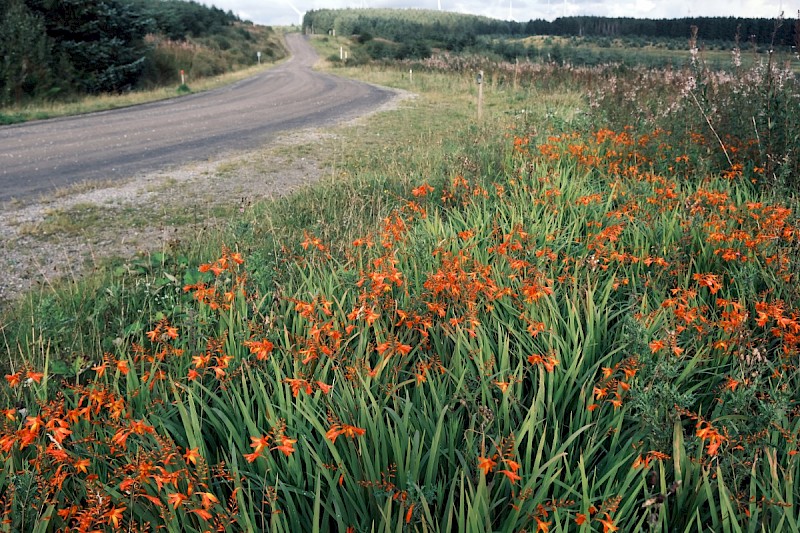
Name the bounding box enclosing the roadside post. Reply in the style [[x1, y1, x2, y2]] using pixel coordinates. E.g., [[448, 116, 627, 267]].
[[477, 70, 484, 120], [180, 69, 185, 85], [409, 69, 413, 84], [257, 51, 262, 64]]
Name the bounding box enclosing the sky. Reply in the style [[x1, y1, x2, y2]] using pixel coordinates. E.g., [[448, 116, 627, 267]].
[[205, 0, 799, 27]]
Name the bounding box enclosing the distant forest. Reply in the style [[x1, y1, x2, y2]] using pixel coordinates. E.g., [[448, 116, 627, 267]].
[[304, 8, 799, 59], [0, 0, 282, 105]]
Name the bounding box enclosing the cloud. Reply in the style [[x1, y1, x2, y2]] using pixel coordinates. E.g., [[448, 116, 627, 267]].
[[205, 0, 797, 27]]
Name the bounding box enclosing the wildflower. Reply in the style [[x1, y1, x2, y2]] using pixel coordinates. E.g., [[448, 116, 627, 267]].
[[497, 469, 521, 484], [575, 513, 588, 525], [105, 505, 126, 528], [273, 436, 297, 457], [245, 338, 274, 361], [184, 447, 201, 465], [528, 353, 559, 372], [116, 359, 129, 375], [199, 492, 219, 509], [649, 340, 665, 353], [494, 380, 510, 393], [189, 508, 213, 521], [412, 183, 434, 197], [250, 435, 271, 455], [405, 503, 415, 523], [168, 492, 188, 509], [5, 372, 21, 387], [597, 515, 618, 532], [536, 516, 551, 532], [477, 456, 497, 475], [326, 423, 366, 444], [74, 458, 90, 474]]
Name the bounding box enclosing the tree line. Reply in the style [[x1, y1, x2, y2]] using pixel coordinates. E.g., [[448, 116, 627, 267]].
[[304, 8, 799, 56], [0, 0, 240, 105]]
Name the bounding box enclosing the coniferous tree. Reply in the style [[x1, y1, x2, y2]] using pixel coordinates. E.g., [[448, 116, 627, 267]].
[[0, 0, 53, 105]]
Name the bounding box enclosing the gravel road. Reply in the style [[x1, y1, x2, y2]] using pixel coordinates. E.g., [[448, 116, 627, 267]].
[[0, 33, 394, 202]]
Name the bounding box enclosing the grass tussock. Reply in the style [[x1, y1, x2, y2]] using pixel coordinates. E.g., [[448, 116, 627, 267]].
[[0, 37, 799, 532]]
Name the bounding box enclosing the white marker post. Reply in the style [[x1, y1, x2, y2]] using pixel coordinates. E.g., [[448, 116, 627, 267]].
[[257, 51, 262, 64], [477, 70, 484, 120], [180, 69, 185, 85], [409, 69, 413, 83]]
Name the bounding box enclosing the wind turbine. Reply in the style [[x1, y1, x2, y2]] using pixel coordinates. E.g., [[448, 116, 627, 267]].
[[438, 0, 442, 10], [287, 1, 304, 25], [509, 0, 512, 20]]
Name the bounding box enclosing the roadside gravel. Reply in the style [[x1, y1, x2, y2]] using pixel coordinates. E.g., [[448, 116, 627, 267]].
[[0, 91, 413, 307]]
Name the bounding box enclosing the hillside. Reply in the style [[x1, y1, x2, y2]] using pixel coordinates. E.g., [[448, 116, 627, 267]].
[[0, 0, 285, 106], [304, 7, 798, 57]]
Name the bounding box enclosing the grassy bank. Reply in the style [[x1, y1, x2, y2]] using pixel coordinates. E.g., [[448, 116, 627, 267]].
[[0, 37, 798, 531]]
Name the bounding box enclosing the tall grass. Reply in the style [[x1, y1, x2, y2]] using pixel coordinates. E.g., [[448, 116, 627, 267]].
[[1, 39, 798, 531]]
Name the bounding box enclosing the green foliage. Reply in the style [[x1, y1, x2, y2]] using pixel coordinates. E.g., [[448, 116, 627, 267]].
[[0, 0, 283, 105], [0, 0, 52, 105], [1, 35, 799, 532]]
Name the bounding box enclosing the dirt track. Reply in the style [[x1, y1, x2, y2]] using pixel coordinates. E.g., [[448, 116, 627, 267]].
[[0, 34, 394, 202]]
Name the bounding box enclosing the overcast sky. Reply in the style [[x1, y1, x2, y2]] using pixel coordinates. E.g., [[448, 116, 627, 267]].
[[205, 1, 799, 27]]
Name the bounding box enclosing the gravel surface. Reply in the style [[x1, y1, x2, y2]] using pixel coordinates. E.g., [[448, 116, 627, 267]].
[[0, 35, 414, 308], [0, 34, 394, 201]]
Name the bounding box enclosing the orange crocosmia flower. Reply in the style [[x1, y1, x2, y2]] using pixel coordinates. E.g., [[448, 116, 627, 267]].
[[477, 456, 497, 475], [528, 353, 559, 372], [167, 492, 188, 509], [105, 505, 126, 528], [74, 458, 90, 474], [187, 368, 200, 381], [25, 415, 43, 433], [2, 408, 15, 421], [245, 339, 274, 361], [497, 469, 521, 484], [326, 423, 366, 444], [4, 372, 21, 387], [25, 370, 44, 383], [184, 447, 201, 465], [250, 435, 271, 455], [504, 459, 520, 473], [575, 513, 587, 525], [189, 508, 213, 521], [411, 183, 434, 197], [130, 419, 154, 435], [285, 378, 313, 397], [649, 339, 665, 353], [199, 492, 219, 509], [535, 516, 551, 532], [244, 451, 261, 463], [316, 381, 333, 394], [273, 436, 297, 457], [597, 515, 619, 532], [116, 359, 129, 375], [92, 363, 107, 378], [494, 381, 510, 393], [724, 377, 740, 391], [405, 503, 415, 523]]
